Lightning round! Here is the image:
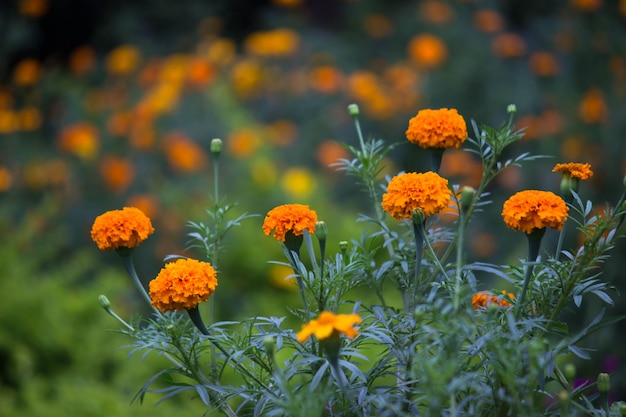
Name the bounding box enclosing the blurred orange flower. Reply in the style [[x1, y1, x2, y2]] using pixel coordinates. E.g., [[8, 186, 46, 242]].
[[266, 119, 298, 146], [317, 140, 350, 168], [0, 166, 13, 192], [419, 0, 454, 24], [69, 46, 96, 75], [127, 194, 160, 219], [271, 0, 303, 7], [262, 203, 318, 242], [106, 45, 141, 75], [205, 38, 236, 66], [492, 33, 526, 58], [552, 162, 593, 180], [309, 66, 344, 94], [149, 258, 218, 312], [58, 122, 99, 160], [163, 131, 207, 173], [19, 0, 48, 18], [227, 128, 262, 158], [502, 190, 569, 234], [382, 172, 450, 220], [529, 51, 560, 77], [571, 0, 602, 12], [473, 9, 504, 33], [297, 311, 362, 342], [472, 291, 514, 310], [99, 155, 135, 193], [22, 159, 70, 190], [91, 207, 154, 251], [244, 29, 300, 57], [107, 111, 132, 137], [406, 108, 467, 149], [408, 34, 448, 68], [187, 58, 216, 88], [231, 59, 264, 98], [363, 14, 393, 38], [578, 88, 608, 124], [13, 59, 42, 86]]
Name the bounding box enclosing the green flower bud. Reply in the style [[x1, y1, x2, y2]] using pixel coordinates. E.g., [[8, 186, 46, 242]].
[[558, 390, 570, 406], [560, 175, 579, 199], [339, 240, 348, 256], [597, 372, 611, 393], [315, 221, 328, 242], [347, 103, 360, 117], [507, 104, 517, 114], [564, 363, 576, 381], [411, 208, 425, 226], [460, 186, 475, 213], [98, 294, 111, 310], [263, 335, 275, 356], [210, 138, 223, 157]]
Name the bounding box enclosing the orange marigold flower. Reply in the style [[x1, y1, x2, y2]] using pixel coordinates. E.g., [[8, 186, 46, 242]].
[[472, 290, 515, 310], [406, 108, 467, 149], [382, 172, 450, 220], [262, 203, 318, 242], [91, 207, 154, 251], [149, 258, 218, 312], [552, 162, 593, 180], [296, 311, 362, 342], [502, 190, 569, 234]]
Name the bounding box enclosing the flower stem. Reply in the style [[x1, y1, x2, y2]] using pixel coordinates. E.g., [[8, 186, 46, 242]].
[[117, 248, 154, 307], [318, 238, 327, 312], [411, 221, 425, 311], [515, 229, 545, 319], [454, 209, 465, 311]]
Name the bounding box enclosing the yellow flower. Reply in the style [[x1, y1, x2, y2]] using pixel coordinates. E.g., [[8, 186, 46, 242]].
[[296, 311, 362, 342], [552, 162, 593, 180], [471, 290, 515, 310], [502, 190, 569, 234], [149, 258, 218, 312], [90, 207, 154, 251], [406, 108, 468, 149], [262, 204, 318, 242], [382, 172, 450, 220]]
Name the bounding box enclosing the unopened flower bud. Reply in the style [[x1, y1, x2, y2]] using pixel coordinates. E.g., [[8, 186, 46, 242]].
[[315, 221, 328, 242], [507, 104, 517, 114], [347, 103, 360, 117], [210, 138, 223, 157], [560, 175, 579, 199], [558, 390, 569, 406], [460, 186, 475, 213], [597, 372, 611, 393], [339, 240, 348, 256], [263, 335, 275, 356], [564, 363, 576, 381], [98, 294, 111, 310], [411, 208, 425, 226]]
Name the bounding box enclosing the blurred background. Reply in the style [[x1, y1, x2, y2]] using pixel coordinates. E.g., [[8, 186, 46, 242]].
[[1, 0, 625, 414]]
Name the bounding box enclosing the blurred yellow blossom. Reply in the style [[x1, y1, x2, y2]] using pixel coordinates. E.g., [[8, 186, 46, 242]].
[[106, 45, 141, 75], [244, 29, 300, 57], [282, 167, 316, 198], [268, 264, 297, 290], [231, 59, 264, 98], [251, 158, 278, 188]]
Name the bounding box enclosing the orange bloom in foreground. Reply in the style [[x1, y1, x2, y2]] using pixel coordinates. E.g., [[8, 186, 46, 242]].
[[91, 207, 154, 251], [149, 258, 218, 312], [502, 190, 569, 234], [406, 108, 467, 149], [297, 311, 362, 342], [552, 162, 593, 180], [382, 172, 450, 220], [472, 291, 515, 310], [262, 204, 318, 242]]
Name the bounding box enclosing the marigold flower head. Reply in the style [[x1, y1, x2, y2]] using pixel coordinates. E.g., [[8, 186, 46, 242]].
[[296, 311, 362, 343], [149, 258, 218, 312], [406, 108, 467, 149], [472, 290, 515, 310], [382, 172, 450, 220], [262, 204, 318, 242], [90, 207, 154, 251], [502, 190, 569, 234], [552, 162, 593, 180]]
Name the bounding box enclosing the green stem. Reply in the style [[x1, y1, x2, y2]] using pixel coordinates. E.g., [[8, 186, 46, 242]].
[[454, 209, 465, 311], [117, 248, 154, 307], [286, 247, 311, 321], [411, 221, 425, 312], [318, 239, 327, 312], [515, 229, 545, 319]]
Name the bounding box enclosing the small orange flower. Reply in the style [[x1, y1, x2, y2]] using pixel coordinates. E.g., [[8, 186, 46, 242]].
[[58, 122, 99, 160], [244, 29, 300, 57], [163, 131, 207, 173], [552, 162, 593, 180], [502, 190, 569, 234], [472, 291, 515, 310], [13, 58, 42, 86], [407, 34, 448, 69], [99, 155, 135, 192], [91, 207, 154, 251], [406, 108, 467, 149], [382, 172, 450, 220], [296, 311, 362, 342], [106, 45, 141, 75], [262, 204, 318, 242], [149, 258, 218, 312]]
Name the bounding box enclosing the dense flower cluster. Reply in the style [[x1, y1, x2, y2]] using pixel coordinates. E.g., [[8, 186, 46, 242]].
[[502, 190, 569, 234], [90, 207, 154, 251], [262, 203, 318, 242], [405, 108, 467, 149], [471, 290, 515, 309], [297, 311, 362, 342], [552, 162, 594, 180], [382, 171, 450, 220], [148, 258, 218, 312]]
